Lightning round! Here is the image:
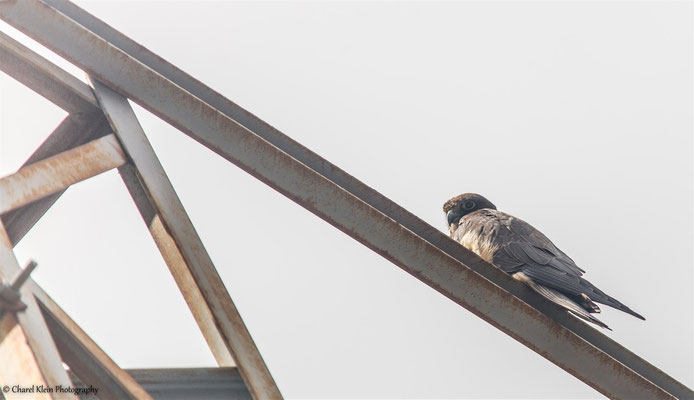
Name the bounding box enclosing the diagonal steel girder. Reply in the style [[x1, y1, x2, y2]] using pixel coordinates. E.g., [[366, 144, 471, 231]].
[[0, 1, 690, 399], [1, 8, 271, 398], [32, 282, 154, 400], [0, 223, 73, 395], [1, 112, 111, 247], [89, 78, 280, 399], [0, 134, 126, 215], [1, 21, 110, 246], [30, 5, 694, 400], [1, 9, 684, 398], [0, 29, 99, 114], [0, 8, 683, 398]]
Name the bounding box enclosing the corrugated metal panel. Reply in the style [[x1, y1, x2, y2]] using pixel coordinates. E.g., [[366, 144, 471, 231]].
[[68, 368, 252, 400]]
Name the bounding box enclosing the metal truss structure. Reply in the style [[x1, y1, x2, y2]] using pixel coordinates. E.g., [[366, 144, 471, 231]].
[[0, 1, 691, 399]]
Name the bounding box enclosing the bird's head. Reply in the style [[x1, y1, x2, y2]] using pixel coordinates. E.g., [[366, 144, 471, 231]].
[[443, 193, 496, 233]]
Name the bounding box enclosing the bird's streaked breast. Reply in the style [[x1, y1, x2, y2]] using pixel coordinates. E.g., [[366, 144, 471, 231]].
[[453, 218, 500, 263]]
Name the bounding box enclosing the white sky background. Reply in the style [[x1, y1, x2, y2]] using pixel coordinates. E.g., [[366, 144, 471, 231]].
[[0, 1, 692, 399]]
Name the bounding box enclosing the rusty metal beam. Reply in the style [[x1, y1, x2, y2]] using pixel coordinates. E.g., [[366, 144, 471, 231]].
[[89, 79, 277, 398], [31, 282, 153, 400], [0, 222, 72, 394], [0, 133, 125, 215], [1, 112, 111, 246], [0, 29, 99, 114], [0, 20, 108, 245], [0, 314, 53, 400], [117, 164, 236, 368], [30, 5, 694, 400], [0, 1, 690, 398]]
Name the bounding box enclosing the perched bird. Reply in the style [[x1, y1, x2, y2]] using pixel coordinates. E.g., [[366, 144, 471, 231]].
[[443, 193, 644, 329]]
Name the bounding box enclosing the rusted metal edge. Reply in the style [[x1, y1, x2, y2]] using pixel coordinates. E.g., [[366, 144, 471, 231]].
[[0, 1, 684, 398], [91, 79, 279, 399], [0, 133, 125, 215], [0, 221, 72, 392], [32, 282, 154, 400], [0, 29, 99, 114], [1, 112, 111, 247], [33, 2, 694, 398], [0, 3, 681, 398], [117, 164, 236, 369], [3, 1, 686, 395]]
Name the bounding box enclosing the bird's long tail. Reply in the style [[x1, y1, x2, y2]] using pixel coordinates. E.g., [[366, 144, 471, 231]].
[[586, 287, 646, 320]]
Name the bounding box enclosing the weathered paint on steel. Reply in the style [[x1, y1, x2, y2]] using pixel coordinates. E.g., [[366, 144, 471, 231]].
[[0, 313, 53, 400], [0, 2, 683, 398], [0, 134, 125, 215], [2, 112, 111, 246], [0, 30, 99, 114], [118, 163, 236, 368], [0, 222, 73, 393], [91, 81, 277, 398], [32, 282, 154, 400], [2, 2, 688, 397], [34, 4, 694, 399]]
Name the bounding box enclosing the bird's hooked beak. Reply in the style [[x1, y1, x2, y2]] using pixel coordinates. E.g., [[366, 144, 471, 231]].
[[446, 209, 462, 228]]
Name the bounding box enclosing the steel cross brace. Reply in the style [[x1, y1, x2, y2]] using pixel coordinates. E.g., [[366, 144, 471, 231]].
[[0, 29, 110, 246], [0, 26, 277, 398], [30, 8, 690, 399], [0, 249, 153, 400], [88, 78, 281, 399], [0, 1, 691, 399]]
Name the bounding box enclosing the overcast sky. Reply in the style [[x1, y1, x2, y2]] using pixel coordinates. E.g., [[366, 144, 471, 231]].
[[0, 1, 692, 399]]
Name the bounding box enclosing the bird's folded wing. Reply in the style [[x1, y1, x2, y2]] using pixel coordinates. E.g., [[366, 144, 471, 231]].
[[492, 234, 645, 320]]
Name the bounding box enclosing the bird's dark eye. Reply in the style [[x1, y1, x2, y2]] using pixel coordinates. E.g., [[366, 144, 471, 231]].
[[463, 200, 475, 210]]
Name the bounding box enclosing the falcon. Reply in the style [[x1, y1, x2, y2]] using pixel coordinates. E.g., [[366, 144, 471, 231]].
[[443, 193, 644, 329]]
